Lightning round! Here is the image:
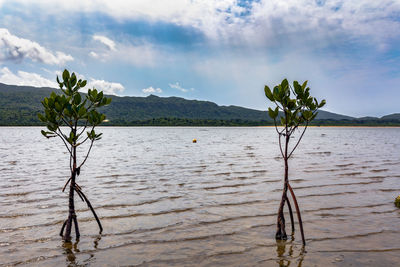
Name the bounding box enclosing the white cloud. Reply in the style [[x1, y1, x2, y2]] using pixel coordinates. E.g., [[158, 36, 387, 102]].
[[93, 35, 116, 51], [2, 0, 399, 48], [142, 86, 162, 94], [89, 51, 99, 58], [0, 67, 57, 87], [89, 34, 159, 66], [0, 67, 124, 95], [0, 28, 73, 65], [169, 82, 193, 93], [242, 0, 400, 47], [87, 78, 125, 95], [54, 70, 125, 95], [0, 1, 247, 40]]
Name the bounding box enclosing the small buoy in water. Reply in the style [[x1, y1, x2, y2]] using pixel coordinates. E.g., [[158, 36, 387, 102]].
[[395, 195, 400, 208], [192, 139, 197, 143]]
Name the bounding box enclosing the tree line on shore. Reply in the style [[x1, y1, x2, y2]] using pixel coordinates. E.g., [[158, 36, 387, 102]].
[[1, 82, 400, 126], [2, 115, 400, 126]]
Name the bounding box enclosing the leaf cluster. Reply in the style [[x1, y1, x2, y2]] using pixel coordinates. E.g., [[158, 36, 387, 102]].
[[264, 79, 326, 128], [38, 69, 111, 146], [265, 79, 326, 159]]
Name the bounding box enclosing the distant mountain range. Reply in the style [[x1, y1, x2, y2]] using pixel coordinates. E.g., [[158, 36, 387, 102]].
[[0, 83, 399, 126]]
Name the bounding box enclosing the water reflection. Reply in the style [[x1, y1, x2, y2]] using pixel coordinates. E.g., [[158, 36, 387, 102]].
[[62, 236, 102, 266], [276, 240, 305, 267], [93, 235, 101, 249], [62, 240, 80, 266]]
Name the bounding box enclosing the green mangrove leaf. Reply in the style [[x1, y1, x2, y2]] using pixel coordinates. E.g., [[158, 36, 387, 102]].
[[62, 69, 70, 82]]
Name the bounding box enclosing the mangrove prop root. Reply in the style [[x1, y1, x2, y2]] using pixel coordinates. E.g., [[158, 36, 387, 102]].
[[62, 177, 71, 192], [275, 195, 287, 240], [60, 220, 67, 237], [276, 214, 287, 240], [75, 188, 85, 202], [286, 196, 295, 234], [75, 187, 103, 233], [73, 215, 80, 239], [276, 134, 290, 241], [75, 183, 82, 191], [61, 185, 102, 240], [63, 215, 73, 241], [287, 183, 306, 246]]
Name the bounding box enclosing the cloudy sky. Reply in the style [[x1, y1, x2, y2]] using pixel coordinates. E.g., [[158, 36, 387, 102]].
[[0, 0, 399, 117]]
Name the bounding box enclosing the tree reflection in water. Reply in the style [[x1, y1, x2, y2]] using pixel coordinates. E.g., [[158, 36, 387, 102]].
[[62, 240, 79, 266], [93, 235, 101, 249], [276, 240, 305, 267], [62, 235, 102, 266]]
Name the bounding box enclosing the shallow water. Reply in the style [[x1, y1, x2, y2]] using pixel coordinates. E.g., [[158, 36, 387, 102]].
[[0, 127, 400, 266]]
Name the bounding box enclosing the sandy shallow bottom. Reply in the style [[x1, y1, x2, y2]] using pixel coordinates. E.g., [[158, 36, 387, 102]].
[[1, 127, 400, 266]]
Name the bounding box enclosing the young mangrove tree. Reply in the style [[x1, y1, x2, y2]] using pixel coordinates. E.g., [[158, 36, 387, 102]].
[[264, 79, 325, 245], [38, 69, 111, 241]]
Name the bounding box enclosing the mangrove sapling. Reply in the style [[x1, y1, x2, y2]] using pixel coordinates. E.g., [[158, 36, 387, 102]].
[[264, 79, 326, 245], [38, 69, 111, 241]]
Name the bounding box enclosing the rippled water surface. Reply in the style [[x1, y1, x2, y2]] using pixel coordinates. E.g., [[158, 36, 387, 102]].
[[1, 127, 400, 266]]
